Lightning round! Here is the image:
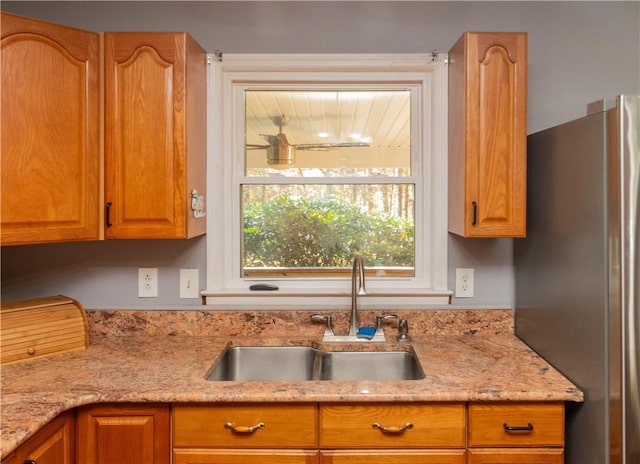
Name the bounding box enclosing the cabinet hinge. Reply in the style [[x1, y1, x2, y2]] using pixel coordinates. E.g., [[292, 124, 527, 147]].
[[214, 50, 223, 62], [430, 50, 449, 65]]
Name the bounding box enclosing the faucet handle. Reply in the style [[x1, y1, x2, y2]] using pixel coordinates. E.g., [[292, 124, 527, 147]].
[[375, 314, 398, 335], [311, 314, 335, 337]]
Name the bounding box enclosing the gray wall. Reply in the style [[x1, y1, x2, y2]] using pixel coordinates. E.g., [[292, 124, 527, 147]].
[[1, 1, 638, 309]]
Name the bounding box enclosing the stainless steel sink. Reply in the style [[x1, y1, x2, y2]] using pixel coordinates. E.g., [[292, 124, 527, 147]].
[[205, 346, 424, 381], [206, 346, 321, 381], [319, 351, 424, 381]]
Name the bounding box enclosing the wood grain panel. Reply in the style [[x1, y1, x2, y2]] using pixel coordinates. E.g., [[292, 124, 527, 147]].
[[6, 412, 75, 464], [467, 448, 564, 464], [173, 404, 317, 448], [448, 32, 527, 238], [0, 295, 88, 365], [173, 449, 319, 464], [320, 403, 465, 448], [320, 449, 466, 464], [1, 12, 100, 245], [468, 403, 564, 447], [104, 32, 206, 239], [77, 404, 170, 464]]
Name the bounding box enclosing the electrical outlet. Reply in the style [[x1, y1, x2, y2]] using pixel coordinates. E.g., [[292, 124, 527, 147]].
[[138, 268, 158, 298], [180, 268, 200, 299], [455, 268, 474, 298]]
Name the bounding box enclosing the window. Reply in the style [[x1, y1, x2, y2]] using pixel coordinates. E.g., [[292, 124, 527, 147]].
[[205, 54, 450, 308]]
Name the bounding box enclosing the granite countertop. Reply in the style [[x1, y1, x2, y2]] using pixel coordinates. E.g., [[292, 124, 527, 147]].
[[0, 309, 583, 458]]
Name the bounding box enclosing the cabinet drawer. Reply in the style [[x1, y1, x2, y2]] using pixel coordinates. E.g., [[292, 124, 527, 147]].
[[468, 403, 564, 447], [173, 404, 317, 448], [173, 449, 319, 464], [320, 403, 465, 448], [468, 448, 563, 463], [320, 449, 466, 464]]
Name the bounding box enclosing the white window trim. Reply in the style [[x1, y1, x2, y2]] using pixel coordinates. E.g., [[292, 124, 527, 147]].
[[204, 53, 451, 309]]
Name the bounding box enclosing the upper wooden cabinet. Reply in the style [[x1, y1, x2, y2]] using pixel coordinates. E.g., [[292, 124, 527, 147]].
[[0, 15, 207, 246], [103, 32, 206, 239], [0, 13, 101, 246], [448, 32, 527, 238]]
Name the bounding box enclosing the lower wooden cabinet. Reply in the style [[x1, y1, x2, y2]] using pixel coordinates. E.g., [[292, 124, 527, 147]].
[[173, 449, 319, 464], [3, 401, 566, 463], [319, 449, 466, 464], [320, 403, 466, 449], [173, 403, 316, 449], [76, 403, 170, 464], [172, 403, 467, 464], [173, 404, 317, 464], [1, 411, 75, 464], [319, 403, 466, 463], [468, 402, 564, 464], [467, 448, 564, 464]]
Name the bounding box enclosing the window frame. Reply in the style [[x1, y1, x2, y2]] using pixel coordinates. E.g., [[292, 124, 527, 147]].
[[204, 53, 451, 309]]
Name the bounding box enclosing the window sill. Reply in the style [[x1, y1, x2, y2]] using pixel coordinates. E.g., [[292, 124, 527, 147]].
[[202, 289, 452, 310]]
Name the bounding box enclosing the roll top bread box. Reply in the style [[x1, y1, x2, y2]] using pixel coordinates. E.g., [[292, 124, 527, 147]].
[[1, 295, 89, 365]]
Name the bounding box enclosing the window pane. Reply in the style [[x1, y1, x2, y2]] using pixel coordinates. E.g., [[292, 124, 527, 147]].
[[245, 89, 411, 176], [242, 184, 415, 277]]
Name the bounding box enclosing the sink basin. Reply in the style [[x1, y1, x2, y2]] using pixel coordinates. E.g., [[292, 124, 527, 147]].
[[206, 346, 321, 381], [205, 346, 424, 381], [319, 351, 424, 381]]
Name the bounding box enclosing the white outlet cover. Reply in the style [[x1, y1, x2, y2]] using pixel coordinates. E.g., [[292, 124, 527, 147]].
[[138, 268, 158, 298], [455, 268, 474, 298]]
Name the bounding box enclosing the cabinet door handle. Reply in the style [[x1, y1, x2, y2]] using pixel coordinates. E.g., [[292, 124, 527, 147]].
[[503, 422, 534, 432], [372, 422, 413, 433], [224, 422, 265, 433], [105, 202, 113, 227], [24, 460, 37, 464], [471, 201, 478, 226]]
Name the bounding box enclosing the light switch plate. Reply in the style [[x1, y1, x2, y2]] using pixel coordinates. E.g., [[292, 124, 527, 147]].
[[180, 268, 200, 299]]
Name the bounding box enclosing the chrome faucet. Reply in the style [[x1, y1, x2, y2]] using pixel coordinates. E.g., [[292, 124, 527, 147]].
[[349, 255, 367, 336]]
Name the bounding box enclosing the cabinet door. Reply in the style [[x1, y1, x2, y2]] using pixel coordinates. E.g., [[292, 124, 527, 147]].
[[320, 449, 466, 464], [8, 411, 75, 464], [76, 404, 170, 464], [467, 448, 563, 464], [103, 32, 206, 239], [1, 12, 100, 245], [173, 449, 319, 464], [448, 32, 527, 238]]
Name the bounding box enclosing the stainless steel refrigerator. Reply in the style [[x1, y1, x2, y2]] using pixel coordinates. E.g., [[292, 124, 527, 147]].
[[515, 95, 639, 464]]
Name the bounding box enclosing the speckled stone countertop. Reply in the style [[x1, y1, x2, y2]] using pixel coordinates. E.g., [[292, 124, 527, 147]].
[[0, 309, 583, 459]]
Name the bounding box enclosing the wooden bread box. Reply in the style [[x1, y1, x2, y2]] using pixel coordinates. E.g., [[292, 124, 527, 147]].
[[1, 295, 89, 365]]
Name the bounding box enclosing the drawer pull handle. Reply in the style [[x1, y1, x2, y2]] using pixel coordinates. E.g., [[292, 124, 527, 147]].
[[503, 422, 534, 432], [224, 422, 265, 434], [372, 422, 414, 433]]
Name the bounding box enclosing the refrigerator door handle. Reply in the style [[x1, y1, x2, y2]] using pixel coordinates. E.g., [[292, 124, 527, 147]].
[[617, 94, 640, 464]]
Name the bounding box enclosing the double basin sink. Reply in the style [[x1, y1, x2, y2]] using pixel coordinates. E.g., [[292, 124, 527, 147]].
[[206, 345, 425, 382]]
